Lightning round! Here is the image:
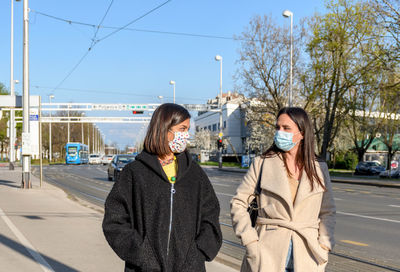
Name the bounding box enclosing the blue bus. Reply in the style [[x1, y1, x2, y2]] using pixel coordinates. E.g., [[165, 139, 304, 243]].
[[65, 142, 89, 164]]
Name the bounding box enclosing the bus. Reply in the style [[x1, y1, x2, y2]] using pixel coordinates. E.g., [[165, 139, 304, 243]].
[[65, 142, 89, 164]]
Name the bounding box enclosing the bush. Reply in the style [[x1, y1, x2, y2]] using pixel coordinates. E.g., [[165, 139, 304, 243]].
[[334, 151, 358, 170]]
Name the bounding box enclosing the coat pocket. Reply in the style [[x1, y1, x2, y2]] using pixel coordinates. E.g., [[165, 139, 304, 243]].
[[181, 240, 206, 272], [127, 236, 160, 271]]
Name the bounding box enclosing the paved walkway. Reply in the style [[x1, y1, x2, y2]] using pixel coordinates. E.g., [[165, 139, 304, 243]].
[[0, 167, 237, 272]]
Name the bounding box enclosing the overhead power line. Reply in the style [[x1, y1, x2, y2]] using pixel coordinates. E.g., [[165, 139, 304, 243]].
[[31, 9, 237, 41], [46, 0, 172, 93], [91, 0, 115, 47]]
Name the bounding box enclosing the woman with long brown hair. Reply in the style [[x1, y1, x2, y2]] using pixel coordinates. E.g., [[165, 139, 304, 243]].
[[231, 107, 336, 272]]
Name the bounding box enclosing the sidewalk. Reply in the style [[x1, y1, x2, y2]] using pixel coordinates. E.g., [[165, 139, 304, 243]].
[[0, 167, 238, 272]]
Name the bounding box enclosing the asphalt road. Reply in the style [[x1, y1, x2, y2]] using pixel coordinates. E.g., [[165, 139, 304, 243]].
[[35, 164, 400, 271]]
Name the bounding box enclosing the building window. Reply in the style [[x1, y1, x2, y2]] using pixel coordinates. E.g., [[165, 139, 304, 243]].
[[224, 121, 226, 128], [196, 126, 199, 132], [218, 123, 220, 130], [203, 126, 207, 130], [212, 124, 217, 131], [208, 125, 211, 131]]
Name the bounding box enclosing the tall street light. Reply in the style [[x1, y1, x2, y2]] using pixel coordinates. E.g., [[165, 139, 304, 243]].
[[21, 0, 31, 188], [48, 94, 54, 162], [67, 103, 70, 143], [215, 55, 223, 169], [169, 80, 176, 103], [283, 9, 293, 107], [9, 0, 21, 170], [81, 112, 85, 144]]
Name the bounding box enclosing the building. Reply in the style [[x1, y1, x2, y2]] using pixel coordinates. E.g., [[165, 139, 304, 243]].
[[194, 92, 247, 159]]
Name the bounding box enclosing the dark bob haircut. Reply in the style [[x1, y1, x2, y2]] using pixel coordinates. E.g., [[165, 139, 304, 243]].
[[144, 103, 191, 158]]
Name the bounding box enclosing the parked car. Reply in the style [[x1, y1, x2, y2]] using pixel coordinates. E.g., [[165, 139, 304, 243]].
[[88, 154, 101, 165], [379, 169, 400, 178], [107, 154, 136, 181], [354, 161, 385, 175], [101, 154, 114, 165]]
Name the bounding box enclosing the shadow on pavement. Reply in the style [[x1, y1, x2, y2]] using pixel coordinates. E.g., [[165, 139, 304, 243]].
[[0, 179, 20, 189], [0, 233, 79, 272]]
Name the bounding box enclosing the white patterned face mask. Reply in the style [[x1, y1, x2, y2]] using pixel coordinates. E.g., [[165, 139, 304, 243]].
[[168, 131, 190, 153]]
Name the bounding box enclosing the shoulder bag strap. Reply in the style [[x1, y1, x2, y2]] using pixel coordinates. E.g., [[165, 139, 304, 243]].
[[255, 158, 265, 195]]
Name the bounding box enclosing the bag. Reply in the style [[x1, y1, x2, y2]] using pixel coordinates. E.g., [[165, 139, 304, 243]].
[[247, 159, 265, 227]]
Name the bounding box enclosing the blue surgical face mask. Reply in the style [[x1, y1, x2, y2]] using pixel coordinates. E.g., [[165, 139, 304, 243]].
[[274, 130, 301, 151]]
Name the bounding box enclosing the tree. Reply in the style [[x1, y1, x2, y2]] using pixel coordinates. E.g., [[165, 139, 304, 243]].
[[194, 129, 212, 151], [235, 14, 306, 118], [0, 83, 10, 160], [303, 0, 386, 159], [235, 15, 305, 153]]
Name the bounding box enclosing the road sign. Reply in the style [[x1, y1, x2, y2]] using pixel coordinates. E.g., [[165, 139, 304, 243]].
[[29, 114, 39, 121]]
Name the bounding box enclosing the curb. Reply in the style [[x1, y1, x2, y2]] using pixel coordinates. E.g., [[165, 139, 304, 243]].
[[216, 168, 400, 189]]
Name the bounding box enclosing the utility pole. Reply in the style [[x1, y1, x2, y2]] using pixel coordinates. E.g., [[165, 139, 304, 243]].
[[21, 0, 31, 188], [9, 0, 18, 171]]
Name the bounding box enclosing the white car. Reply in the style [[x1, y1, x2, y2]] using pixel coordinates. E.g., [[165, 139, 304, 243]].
[[89, 154, 102, 165], [101, 154, 114, 165]]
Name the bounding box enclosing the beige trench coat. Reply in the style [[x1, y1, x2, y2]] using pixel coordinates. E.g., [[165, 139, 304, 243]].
[[231, 155, 336, 272]]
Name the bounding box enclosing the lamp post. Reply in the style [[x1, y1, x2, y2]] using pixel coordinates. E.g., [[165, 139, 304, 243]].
[[215, 55, 223, 169], [48, 95, 54, 162], [81, 112, 85, 144], [9, 0, 21, 170], [67, 103, 70, 143], [157, 95, 164, 104], [169, 80, 176, 103], [21, 0, 31, 188], [283, 9, 293, 107]]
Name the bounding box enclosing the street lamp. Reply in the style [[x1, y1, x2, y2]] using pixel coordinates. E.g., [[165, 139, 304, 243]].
[[81, 112, 85, 144], [48, 95, 54, 161], [169, 80, 176, 103], [215, 54, 223, 169], [157, 95, 164, 104], [9, 0, 21, 170], [67, 103, 70, 143], [282, 9, 293, 107]]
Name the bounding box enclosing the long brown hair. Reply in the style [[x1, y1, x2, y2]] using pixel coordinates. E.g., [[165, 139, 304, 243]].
[[144, 103, 191, 158], [262, 107, 325, 191]]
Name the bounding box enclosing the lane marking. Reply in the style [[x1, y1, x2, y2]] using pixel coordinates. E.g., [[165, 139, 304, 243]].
[[211, 182, 230, 187], [337, 211, 400, 224], [340, 240, 369, 247], [388, 205, 400, 208], [0, 207, 54, 272], [361, 191, 371, 194], [344, 189, 355, 192], [216, 192, 235, 197], [334, 198, 343, 201]]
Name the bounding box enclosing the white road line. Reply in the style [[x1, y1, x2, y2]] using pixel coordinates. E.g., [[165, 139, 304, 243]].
[[0, 208, 54, 272], [388, 205, 400, 208], [334, 198, 343, 201], [211, 182, 230, 187], [216, 192, 235, 197], [337, 211, 400, 224]]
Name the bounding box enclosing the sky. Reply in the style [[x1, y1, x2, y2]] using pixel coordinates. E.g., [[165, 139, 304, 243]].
[[0, 0, 326, 149]]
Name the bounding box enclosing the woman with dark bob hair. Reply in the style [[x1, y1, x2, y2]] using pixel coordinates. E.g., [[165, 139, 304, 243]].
[[231, 107, 336, 272], [103, 103, 222, 272]]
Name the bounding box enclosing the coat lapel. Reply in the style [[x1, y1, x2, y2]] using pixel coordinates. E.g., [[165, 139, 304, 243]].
[[293, 163, 326, 207], [259, 155, 293, 216]]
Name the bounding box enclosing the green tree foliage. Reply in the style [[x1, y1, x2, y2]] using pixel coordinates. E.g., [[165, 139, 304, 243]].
[[303, 0, 387, 159], [0, 83, 10, 160]]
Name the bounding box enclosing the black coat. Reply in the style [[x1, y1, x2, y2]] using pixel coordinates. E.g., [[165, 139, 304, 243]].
[[102, 150, 222, 272]]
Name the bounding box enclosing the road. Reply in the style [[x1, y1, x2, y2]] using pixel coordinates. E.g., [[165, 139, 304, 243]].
[[35, 164, 400, 271]]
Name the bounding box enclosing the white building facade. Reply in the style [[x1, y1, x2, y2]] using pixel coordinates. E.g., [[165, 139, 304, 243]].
[[194, 93, 247, 157]]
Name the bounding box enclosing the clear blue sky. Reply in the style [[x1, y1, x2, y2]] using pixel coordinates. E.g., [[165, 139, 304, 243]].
[[0, 0, 326, 149]]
